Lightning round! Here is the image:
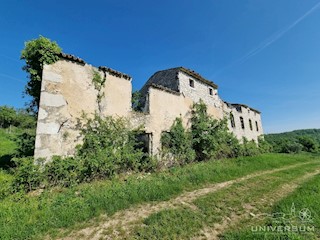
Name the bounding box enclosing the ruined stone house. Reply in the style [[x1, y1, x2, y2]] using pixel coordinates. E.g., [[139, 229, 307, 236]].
[[34, 53, 263, 159]]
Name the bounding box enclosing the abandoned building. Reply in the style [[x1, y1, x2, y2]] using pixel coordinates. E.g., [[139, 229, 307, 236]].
[[34, 53, 264, 159]]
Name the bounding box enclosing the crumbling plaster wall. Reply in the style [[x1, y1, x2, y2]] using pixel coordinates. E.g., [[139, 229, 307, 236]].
[[224, 103, 263, 142], [140, 86, 226, 155], [178, 71, 224, 119], [35, 58, 264, 160], [34, 59, 132, 159]]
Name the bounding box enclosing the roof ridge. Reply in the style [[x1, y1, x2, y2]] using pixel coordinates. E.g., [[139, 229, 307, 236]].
[[178, 67, 218, 89], [98, 66, 131, 80], [58, 52, 85, 64]]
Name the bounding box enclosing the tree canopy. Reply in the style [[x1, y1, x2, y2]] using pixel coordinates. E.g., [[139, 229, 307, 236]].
[[264, 129, 320, 153], [21, 36, 62, 113], [0, 106, 36, 129]]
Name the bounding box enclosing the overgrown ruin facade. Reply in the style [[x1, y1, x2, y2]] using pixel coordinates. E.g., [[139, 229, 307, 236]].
[[34, 53, 263, 159]]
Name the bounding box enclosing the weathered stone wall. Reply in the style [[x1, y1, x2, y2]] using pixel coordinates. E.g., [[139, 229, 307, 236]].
[[35, 57, 264, 160], [138, 86, 226, 155], [178, 71, 224, 118], [224, 103, 263, 142], [34, 59, 132, 160]]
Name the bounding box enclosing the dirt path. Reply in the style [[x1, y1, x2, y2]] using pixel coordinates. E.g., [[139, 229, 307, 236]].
[[60, 161, 316, 240], [194, 168, 320, 240]]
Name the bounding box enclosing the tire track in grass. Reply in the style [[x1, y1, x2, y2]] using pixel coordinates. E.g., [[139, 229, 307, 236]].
[[59, 161, 317, 240], [194, 168, 320, 240]]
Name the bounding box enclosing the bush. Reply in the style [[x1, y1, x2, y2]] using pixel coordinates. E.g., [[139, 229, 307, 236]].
[[45, 156, 84, 187], [281, 141, 303, 154], [191, 101, 241, 161], [77, 114, 146, 181], [297, 136, 318, 152], [14, 129, 35, 157], [8, 114, 157, 192], [138, 155, 158, 172], [161, 118, 196, 166], [240, 138, 261, 156], [162, 101, 246, 163], [0, 170, 14, 199], [258, 136, 273, 153], [214, 135, 242, 159], [12, 157, 44, 192]]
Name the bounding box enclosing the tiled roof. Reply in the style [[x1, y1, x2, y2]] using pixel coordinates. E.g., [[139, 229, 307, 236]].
[[58, 52, 85, 64], [98, 66, 131, 80]]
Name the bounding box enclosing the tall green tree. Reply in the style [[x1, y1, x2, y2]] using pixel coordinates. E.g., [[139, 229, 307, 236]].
[[161, 117, 196, 165], [21, 36, 62, 113], [190, 100, 241, 160], [0, 106, 36, 129], [0, 106, 16, 128]]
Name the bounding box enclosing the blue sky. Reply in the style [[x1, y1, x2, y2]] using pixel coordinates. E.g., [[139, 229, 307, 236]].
[[0, 0, 320, 133]]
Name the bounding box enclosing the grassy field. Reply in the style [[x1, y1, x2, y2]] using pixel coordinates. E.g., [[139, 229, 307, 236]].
[[0, 153, 318, 239], [0, 128, 17, 169], [0, 129, 16, 155], [0, 129, 16, 200], [223, 170, 320, 239], [132, 161, 320, 239]]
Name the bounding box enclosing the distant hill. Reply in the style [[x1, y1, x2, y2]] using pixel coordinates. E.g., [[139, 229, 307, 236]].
[[265, 129, 320, 142], [264, 129, 320, 153]]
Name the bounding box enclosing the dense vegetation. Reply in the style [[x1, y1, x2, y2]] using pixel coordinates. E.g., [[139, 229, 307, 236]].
[[0, 153, 316, 240], [161, 101, 269, 167], [9, 114, 157, 193], [21, 36, 62, 113], [265, 129, 320, 154], [0, 106, 36, 168], [0, 100, 270, 197]]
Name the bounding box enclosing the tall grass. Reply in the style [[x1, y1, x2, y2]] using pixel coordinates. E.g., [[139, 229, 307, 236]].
[[133, 162, 320, 239], [0, 128, 18, 170], [0, 129, 17, 157], [0, 153, 318, 239], [221, 168, 320, 239]]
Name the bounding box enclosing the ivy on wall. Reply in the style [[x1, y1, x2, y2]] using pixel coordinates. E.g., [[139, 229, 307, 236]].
[[92, 70, 106, 112]]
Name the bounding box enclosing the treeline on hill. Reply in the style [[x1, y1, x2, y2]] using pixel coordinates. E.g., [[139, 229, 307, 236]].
[[0, 101, 270, 198], [0, 106, 36, 163], [264, 129, 320, 154]]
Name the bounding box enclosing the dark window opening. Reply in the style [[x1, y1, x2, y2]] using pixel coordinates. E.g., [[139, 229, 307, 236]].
[[249, 119, 253, 131], [240, 117, 245, 129], [136, 132, 152, 154], [209, 88, 213, 95], [230, 113, 236, 128], [255, 121, 259, 132], [236, 106, 242, 113], [189, 79, 194, 88]]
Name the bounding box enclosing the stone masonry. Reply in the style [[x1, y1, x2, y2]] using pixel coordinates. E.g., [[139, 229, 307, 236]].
[[34, 53, 264, 160]]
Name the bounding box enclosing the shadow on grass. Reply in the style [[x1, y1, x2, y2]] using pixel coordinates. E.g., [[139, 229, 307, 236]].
[[0, 154, 15, 170]]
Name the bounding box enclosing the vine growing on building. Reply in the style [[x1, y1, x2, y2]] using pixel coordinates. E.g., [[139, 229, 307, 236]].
[[92, 70, 106, 111]]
